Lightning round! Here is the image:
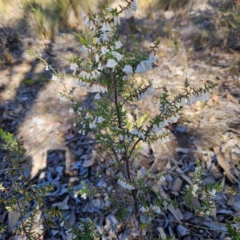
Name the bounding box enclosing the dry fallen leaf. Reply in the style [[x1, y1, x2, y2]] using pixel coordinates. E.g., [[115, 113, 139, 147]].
[[158, 186, 182, 223], [213, 147, 233, 182], [52, 195, 70, 210], [82, 158, 95, 167]]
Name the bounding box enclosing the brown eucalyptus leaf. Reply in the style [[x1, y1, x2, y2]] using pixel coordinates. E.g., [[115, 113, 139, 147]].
[[213, 147, 233, 182]]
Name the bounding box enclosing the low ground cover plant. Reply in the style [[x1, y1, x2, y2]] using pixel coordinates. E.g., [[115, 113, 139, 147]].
[[1, 0, 239, 239]]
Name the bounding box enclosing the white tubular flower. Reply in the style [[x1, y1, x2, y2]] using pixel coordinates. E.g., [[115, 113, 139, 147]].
[[45, 65, 49, 71], [79, 71, 90, 79], [97, 62, 103, 71], [69, 108, 74, 115], [139, 92, 146, 100], [80, 45, 88, 52], [85, 112, 91, 119], [123, 65, 133, 75], [90, 83, 101, 93], [152, 124, 162, 133], [146, 85, 154, 95], [192, 184, 198, 197], [148, 54, 158, 63], [135, 58, 154, 73], [96, 116, 104, 123], [94, 93, 101, 100], [81, 193, 87, 199], [51, 75, 57, 81], [130, 128, 138, 135], [91, 69, 101, 79], [89, 120, 96, 129], [209, 189, 216, 198], [70, 63, 78, 70], [180, 97, 186, 106], [137, 131, 145, 139], [101, 46, 109, 55], [186, 96, 193, 105], [112, 51, 123, 61], [151, 204, 161, 214], [125, 8, 133, 19], [101, 32, 110, 42], [74, 192, 78, 198], [142, 60, 153, 71], [135, 63, 145, 73], [89, 20, 95, 30], [102, 21, 112, 32], [114, 15, 121, 26], [106, 22, 112, 32], [90, 83, 108, 93], [82, 14, 89, 26], [99, 85, 108, 93], [168, 114, 180, 124], [115, 40, 122, 49], [159, 175, 165, 181], [95, 53, 99, 63], [161, 135, 170, 143], [203, 91, 210, 101], [81, 13, 87, 18], [118, 134, 124, 141], [118, 178, 134, 190], [140, 206, 149, 213], [130, 0, 138, 11], [106, 58, 118, 69], [101, 22, 108, 32], [59, 95, 68, 101]]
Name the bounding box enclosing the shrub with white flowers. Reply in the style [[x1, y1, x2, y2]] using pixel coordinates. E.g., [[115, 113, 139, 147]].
[[28, 0, 216, 238], [184, 163, 222, 217]]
